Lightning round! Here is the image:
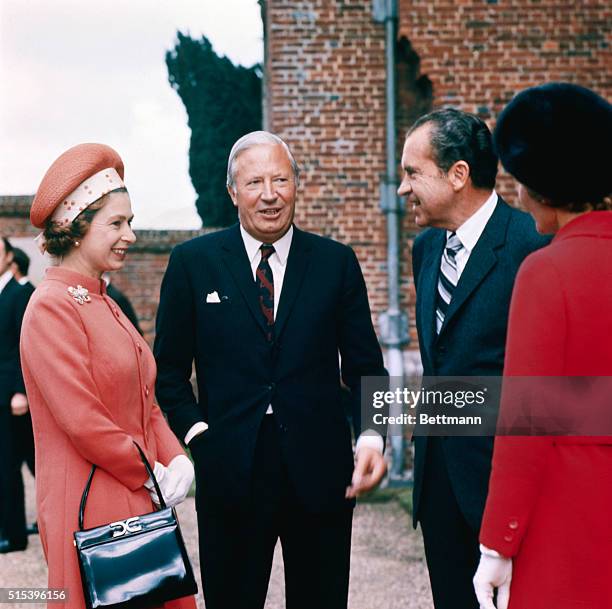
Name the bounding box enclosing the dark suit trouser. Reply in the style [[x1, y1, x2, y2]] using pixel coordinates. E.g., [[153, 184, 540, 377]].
[[0, 404, 27, 545], [196, 416, 353, 609], [17, 412, 35, 477], [418, 438, 480, 609]]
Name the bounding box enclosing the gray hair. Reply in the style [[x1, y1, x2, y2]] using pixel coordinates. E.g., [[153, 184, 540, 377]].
[[226, 130, 300, 189]]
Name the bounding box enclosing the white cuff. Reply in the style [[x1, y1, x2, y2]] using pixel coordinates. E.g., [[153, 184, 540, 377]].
[[355, 430, 384, 455], [185, 421, 208, 445], [479, 544, 504, 558], [143, 461, 165, 491]]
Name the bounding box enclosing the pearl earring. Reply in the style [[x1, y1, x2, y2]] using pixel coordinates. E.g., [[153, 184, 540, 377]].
[[75, 241, 80, 247]]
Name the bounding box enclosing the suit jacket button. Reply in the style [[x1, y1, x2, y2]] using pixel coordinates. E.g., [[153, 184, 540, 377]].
[[268, 383, 275, 391], [438, 345, 447, 354]]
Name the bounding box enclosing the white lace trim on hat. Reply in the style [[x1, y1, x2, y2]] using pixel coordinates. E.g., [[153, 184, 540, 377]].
[[51, 167, 125, 226]]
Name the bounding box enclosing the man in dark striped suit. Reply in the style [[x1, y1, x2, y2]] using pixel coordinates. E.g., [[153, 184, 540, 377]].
[[398, 109, 549, 609]]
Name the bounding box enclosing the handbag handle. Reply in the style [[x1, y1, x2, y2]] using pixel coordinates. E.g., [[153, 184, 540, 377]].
[[78, 442, 166, 531]]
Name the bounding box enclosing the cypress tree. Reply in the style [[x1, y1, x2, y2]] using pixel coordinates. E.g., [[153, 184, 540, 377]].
[[166, 32, 262, 227]]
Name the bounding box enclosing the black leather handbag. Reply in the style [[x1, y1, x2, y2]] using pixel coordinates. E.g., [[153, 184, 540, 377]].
[[73, 443, 197, 609]]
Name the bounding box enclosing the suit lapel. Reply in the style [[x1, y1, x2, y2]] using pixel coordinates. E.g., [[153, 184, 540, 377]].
[[438, 200, 511, 336], [220, 224, 269, 338], [274, 227, 312, 339], [419, 231, 446, 360]]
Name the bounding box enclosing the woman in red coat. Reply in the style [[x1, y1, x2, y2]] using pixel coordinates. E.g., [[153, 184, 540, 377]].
[[473, 84, 612, 609], [20, 144, 197, 609]]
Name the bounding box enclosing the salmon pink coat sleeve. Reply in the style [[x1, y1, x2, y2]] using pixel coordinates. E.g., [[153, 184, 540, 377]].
[[21, 295, 150, 491], [149, 403, 185, 465]]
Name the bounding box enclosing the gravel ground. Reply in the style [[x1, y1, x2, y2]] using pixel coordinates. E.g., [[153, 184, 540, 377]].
[[0, 468, 433, 609]]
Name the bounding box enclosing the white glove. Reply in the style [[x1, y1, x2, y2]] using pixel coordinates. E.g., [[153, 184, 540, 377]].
[[144, 455, 194, 508], [473, 547, 512, 609]]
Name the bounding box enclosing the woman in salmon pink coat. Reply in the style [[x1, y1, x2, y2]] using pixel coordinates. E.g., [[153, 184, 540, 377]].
[[20, 143, 197, 609], [473, 84, 612, 609]]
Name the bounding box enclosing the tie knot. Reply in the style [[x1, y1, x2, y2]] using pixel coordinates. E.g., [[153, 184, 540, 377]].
[[260, 244, 275, 261], [446, 233, 463, 257]]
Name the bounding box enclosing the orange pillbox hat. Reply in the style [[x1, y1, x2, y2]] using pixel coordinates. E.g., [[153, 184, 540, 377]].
[[31, 143, 124, 228]]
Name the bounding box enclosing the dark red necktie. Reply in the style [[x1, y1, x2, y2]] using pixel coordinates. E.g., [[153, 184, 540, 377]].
[[256, 244, 275, 341]]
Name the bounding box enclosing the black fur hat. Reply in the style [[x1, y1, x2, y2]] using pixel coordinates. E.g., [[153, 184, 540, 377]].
[[494, 83, 611, 204]]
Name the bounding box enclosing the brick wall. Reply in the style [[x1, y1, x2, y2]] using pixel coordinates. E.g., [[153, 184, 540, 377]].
[[397, 0, 611, 199], [265, 0, 393, 332], [265, 0, 611, 352], [0, 195, 206, 345]]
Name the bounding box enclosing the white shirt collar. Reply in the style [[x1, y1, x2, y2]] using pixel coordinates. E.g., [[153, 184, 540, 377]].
[[18, 277, 29, 286], [240, 224, 294, 266], [0, 270, 14, 294], [451, 191, 498, 253]]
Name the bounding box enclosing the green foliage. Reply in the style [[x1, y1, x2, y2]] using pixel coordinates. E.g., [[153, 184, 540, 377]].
[[166, 32, 262, 227]]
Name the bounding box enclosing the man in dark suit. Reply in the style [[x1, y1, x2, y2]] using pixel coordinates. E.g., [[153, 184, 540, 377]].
[[155, 131, 387, 609], [10, 247, 38, 536], [0, 237, 32, 553], [10, 247, 36, 297], [397, 109, 549, 609]]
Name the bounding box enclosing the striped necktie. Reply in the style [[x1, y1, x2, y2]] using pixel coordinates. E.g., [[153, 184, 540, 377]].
[[256, 244, 275, 342], [435, 232, 463, 334]]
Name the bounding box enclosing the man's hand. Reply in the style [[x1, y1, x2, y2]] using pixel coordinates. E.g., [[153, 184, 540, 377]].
[[345, 447, 386, 498], [11, 393, 28, 416], [473, 551, 512, 609]]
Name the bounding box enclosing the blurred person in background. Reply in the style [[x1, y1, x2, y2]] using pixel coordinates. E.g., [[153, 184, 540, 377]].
[[8, 245, 38, 534], [474, 83, 612, 609], [19, 143, 196, 609], [0, 236, 31, 553], [11, 247, 36, 295]]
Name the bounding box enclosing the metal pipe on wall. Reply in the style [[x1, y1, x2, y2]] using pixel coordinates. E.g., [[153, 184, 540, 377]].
[[373, 0, 410, 482]]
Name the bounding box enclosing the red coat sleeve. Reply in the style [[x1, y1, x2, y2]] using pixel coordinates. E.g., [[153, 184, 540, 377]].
[[21, 296, 149, 491], [480, 252, 565, 556]]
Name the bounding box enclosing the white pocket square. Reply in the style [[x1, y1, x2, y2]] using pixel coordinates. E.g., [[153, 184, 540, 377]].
[[206, 291, 221, 303]]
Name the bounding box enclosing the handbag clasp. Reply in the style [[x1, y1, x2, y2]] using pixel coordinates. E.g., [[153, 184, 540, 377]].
[[110, 516, 142, 538]]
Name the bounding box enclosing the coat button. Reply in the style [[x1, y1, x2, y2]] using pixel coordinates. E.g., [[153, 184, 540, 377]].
[[138, 344, 143, 354], [144, 386, 150, 397], [503, 534, 513, 542], [508, 520, 519, 530]]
